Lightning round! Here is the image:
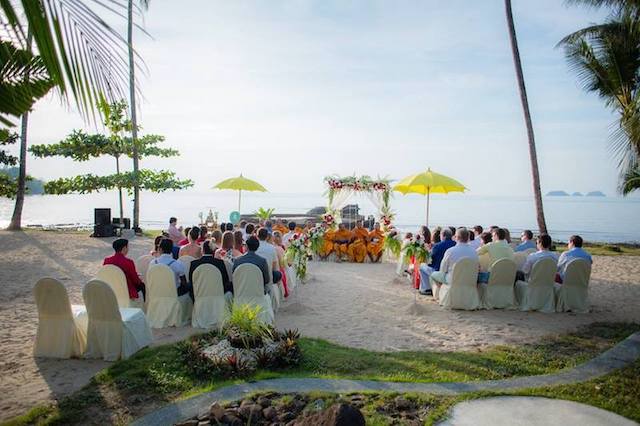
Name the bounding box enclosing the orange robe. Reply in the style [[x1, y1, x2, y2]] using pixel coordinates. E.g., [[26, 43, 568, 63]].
[[320, 229, 335, 258], [367, 229, 385, 261], [273, 224, 288, 235], [349, 227, 369, 263], [333, 229, 353, 258]]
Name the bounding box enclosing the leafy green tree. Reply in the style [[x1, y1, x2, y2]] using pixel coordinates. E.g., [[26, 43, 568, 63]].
[[561, 0, 640, 194], [30, 100, 193, 228], [504, 0, 548, 233], [0, 132, 19, 198], [621, 166, 640, 194]]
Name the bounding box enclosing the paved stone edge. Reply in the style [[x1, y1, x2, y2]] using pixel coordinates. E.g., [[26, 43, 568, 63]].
[[131, 331, 640, 426]]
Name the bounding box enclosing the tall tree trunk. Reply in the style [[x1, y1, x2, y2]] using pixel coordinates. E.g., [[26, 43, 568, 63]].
[[8, 30, 33, 231], [128, 0, 141, 232], [116, 156, 124, 231], [504, 0, 548, 234]]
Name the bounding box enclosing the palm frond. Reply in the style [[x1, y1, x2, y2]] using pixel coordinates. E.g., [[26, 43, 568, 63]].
[[620, 165, 640, 194]]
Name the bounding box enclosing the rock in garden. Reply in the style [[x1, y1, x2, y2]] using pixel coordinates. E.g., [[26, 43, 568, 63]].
[[174, 420, 199, 426], [394, 396, 412, 410], [209, 401, 225, 422], [294, 403, 365, 426], [239, 403, 263, 421], [279, 411, 296, 422], [257, 395, 272, 407], [263, 406, 277, 420], [221, 414, 243, 426]]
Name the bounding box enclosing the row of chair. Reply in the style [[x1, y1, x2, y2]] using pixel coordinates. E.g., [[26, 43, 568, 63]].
[[435, 257, 591, 313]]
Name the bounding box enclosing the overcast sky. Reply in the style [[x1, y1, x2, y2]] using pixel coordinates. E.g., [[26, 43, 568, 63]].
[[18, 0, 622, 196]]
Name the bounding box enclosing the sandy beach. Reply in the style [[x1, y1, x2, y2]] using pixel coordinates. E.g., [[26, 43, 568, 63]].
[[0, 230, 639, 420]]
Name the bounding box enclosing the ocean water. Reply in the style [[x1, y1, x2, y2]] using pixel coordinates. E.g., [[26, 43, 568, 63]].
[[0, 190, 639, 243]]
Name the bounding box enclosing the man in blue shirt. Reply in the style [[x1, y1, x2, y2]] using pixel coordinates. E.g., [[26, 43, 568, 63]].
[[419, 228, 456, 295], [556, 235, 592, 282], [515, 229, 536, 252]]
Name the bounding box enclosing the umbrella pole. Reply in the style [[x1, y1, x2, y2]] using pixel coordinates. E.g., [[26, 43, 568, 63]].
[[426, 188, 431, 228], [238, 189, 242, 214]]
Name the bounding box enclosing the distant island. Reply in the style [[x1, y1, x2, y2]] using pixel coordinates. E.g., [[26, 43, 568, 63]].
[[0, 167, 45, 195], [547, 190, 606, 197]]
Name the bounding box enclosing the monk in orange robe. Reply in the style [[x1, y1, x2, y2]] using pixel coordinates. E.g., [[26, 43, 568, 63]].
[[273, 220, 288, 235], [349, 221, 369, 263], [332, 223, 353, 262], [319, 226, 335, 260], [367, 222, 385, 263]]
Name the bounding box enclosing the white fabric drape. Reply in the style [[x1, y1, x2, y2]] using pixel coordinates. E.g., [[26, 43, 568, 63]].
[[365, 191, 386, 219], [328, 189, 354, 217]]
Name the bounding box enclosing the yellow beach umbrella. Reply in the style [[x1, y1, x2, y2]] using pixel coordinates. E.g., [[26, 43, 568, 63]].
[[213, 174, 267, 214], [393, 168, 466, 227]]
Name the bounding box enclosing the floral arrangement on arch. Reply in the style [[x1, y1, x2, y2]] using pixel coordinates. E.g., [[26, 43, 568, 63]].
[[285, 233, 311, 282], [322, 212, 336, 228], [383, 227, 403, 258], [324, 175, 393, 226], [402, 233, 430, 264]]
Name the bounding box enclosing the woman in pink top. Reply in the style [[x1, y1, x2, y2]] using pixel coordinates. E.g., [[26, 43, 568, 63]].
[[179, 227, 202, 259], [272, 231, 289, 297], [222, 231, 243, 261]]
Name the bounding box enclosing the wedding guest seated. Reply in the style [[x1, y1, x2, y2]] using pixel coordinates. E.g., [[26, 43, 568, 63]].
[[245, 223, 256, 238], [419, 226, 432, 248], [221, 231, 242, 261], [166, 217, 183, 244], [273, 231, 290, 297], [178, 227, 191, 247], [515, 229, 536, 252], [333, 223, 354, 263], [419, 228, 455, 295], [179, 226, 203, 259], [469, 226, 483, 249], [233, 236, 270, 294], [219, 222, 226, 233], [196, 225, 208, 244], [151, 235, 164, 257], [189, 240, 231, 294], [283, 221, 297, 247], [367, 222, 385, 263], [211, 230, 223, 250], [476, 228, 514, 282], [234, 230, 246, 254], [556, 235, 592, 283], [349, 221, 369, 263], [225, 223, 234, 232], [431, 227, 442, 244], [151, 238, 192, 300], [430, 228, 478, 288], [104, 238, 146, 301], [504, 228, 512, 244], [517, 233, 558, 281], [264, 220, 273, 233], [240, 220, 248, 238], [256, 228, 282, 283]]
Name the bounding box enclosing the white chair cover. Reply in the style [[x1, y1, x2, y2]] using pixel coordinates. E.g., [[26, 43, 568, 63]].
[[33, 278, 87, 358], [438, 258, 481, 310], [96, 265, 138, 309], [266, 262, 281, 311], [178, 255, 195, 272], [515, 257, 557, 313], [82, 279, 152, 361], [191, 264, 228, 329], [555, 259, 591, 313], [135, 255, 153, 280], [232, 264, 274, 324], [480, 258, 518, 309], [478, 253, 492, 272], [513, 249, 535, 270], [146, 264, 192, 328]]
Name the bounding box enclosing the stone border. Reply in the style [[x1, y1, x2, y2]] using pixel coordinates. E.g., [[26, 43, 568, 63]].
[[132, 332, 640, 426]]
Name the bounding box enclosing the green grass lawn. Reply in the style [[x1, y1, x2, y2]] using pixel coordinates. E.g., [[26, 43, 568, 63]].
[[3, 322, 638, 426]]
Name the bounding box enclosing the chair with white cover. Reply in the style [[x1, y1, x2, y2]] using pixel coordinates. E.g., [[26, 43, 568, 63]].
[[33, 278, 87, 358], [233, 264, 274, 324], [437, 258, 481, 310], [478, 253, 492, 272], [192, 264, 229, 329], [135, 255, 153, 280], [96, 265, 139, 308], [82, 279, 153, 361], [513, 249, 535, 270], [479, 258, 518, 309], [515, 257, 557, 313], [146, 264, 192, 328], [266, 262, 281, 311], [555, 259, 591, 313], [178, 255, 195, 272]]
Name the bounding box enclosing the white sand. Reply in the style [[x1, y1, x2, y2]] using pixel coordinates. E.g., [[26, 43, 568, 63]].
[[0, 230, 639, 420]]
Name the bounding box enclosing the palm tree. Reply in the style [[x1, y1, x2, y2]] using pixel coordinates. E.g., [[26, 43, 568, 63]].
[[562, 0, 640, 194], [504, 0, 549, 234], [128, 0, 150, 233], [1, 1, 134, 230]]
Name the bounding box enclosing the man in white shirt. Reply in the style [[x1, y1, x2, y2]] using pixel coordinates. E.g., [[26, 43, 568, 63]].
[[256, 228, 282, 283], [468, 225, 483, 249], [519, 233, 558, 280], [150, 238, 192, 299], [166, 217, 183, 245], [430, 228, 479, 287], [282, 221, 297, 248]]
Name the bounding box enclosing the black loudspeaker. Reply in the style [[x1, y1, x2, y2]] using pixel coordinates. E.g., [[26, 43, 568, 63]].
[[94, 208, 111, 226], [112, 217, 131, 229], [93, 224, 115, 238]]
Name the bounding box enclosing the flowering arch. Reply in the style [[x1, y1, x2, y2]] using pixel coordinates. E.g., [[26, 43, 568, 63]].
[[323, 175, 394, 228]]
